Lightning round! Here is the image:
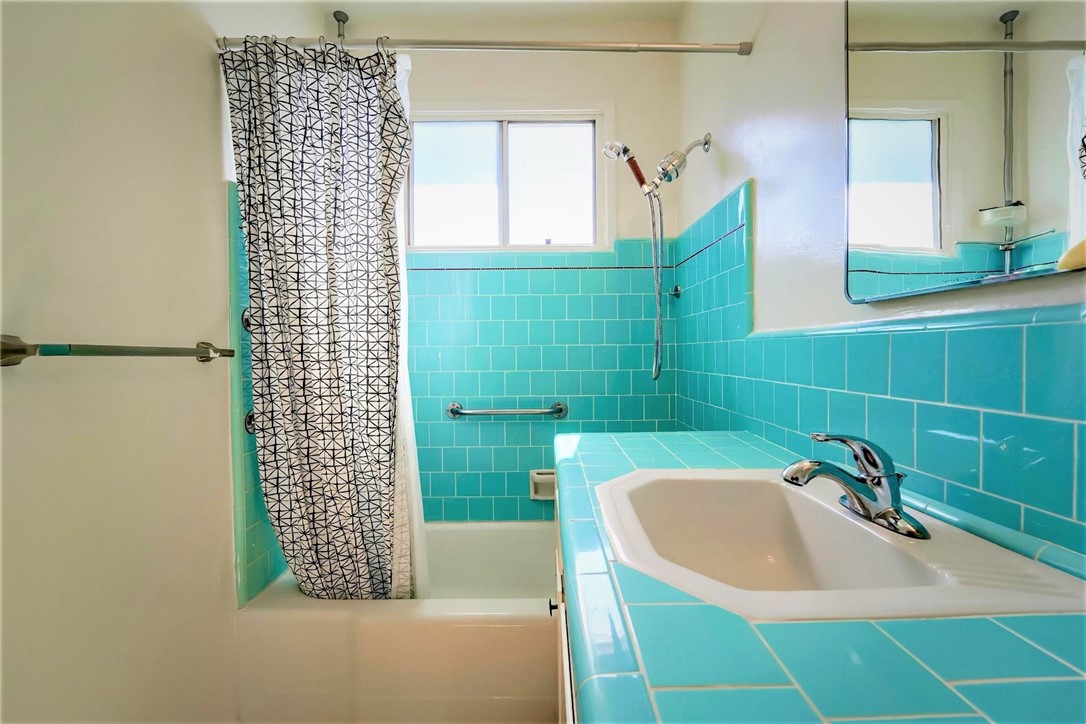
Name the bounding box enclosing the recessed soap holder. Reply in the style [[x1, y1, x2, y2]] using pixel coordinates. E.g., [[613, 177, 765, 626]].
[[529, 469, 556, 500]]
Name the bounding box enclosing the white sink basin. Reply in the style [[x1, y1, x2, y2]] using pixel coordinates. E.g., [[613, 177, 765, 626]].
[[596, 469, 1086, 620]]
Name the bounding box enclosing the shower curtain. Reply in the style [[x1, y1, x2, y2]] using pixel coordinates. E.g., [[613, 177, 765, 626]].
[[221, 39, 414, 599]]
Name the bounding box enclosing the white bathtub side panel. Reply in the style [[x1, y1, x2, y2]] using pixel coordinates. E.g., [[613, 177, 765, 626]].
[[238, 577, 558, 723]]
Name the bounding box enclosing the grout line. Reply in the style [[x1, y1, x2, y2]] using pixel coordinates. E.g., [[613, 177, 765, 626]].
[[947, 675, 1085, 686], [747, 625, 830, 724], [987, 618, 1086, 677], [650, 683, 797, 691], [827, 716, 984, 723], [1020, 326, 1027, 414], [871, 624, 991, 723]]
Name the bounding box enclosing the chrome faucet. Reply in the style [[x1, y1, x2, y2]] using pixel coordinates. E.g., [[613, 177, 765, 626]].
[[782, 432, 930, 540]]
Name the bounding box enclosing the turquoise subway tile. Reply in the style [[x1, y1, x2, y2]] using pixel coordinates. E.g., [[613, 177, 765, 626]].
[[847, 334, 890, 395], [994, 615, 1086, 671], [528, 269, 554, 294], [828, 391, 867, 438], [754, 380, 775, 420], [916, 403, 980, 487], [611, 563, 698, 603], [957, 680, 1086, 724], [627, 604, 788, 687], [982, 412, 1074, 516], [480, 472, 506, 497], [576, 674, 654, 724], [493, 496, 518, 520], [519, 497, 551, 521], [763, 338, 787, 381], [785, 337, 813, 385], [744, 338, 765, 378], [654, 688, 819, 724], [758, 621, 973, 719], [947, 327, 1023, 413], [812, 335, 847, 390], [428, 473, 455, 496], [900, 468, 946, 500], [515, 295, 541, 320], [867, 396, 916, 467], [1026, 323, 1086, 421], [490, 346, 515, 371], [1023, 509, 1086, 554], [443, 497, 469, 521], [516, 346, 542, 371], [529, 321, 554, 346], [1038, 545, 1086, 579], [503, 321, 529, 345], [890, 331, 946, 402], [467, 497, 494, 521], [878, 617, 1076, 681], [773, 383, 799, 430], [945, 484, 1020, 529]]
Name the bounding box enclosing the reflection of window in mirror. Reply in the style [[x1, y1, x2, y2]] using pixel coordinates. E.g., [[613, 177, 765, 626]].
[[848, 113, 945, 253]]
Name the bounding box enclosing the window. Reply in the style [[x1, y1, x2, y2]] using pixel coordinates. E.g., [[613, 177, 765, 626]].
[[848, 116, 942, 251], [409, 118, 598, 248]]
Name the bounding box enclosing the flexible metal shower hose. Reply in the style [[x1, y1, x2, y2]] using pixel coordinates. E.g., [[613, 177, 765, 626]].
[[647, 192, 664, 381]]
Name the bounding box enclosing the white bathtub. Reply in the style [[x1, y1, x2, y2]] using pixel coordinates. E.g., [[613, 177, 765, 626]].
[[237, 522, 558, 723]]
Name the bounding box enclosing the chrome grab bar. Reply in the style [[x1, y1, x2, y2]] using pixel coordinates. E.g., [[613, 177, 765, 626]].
[[446, 401, 568, 419], [1, 334, 235, 367]]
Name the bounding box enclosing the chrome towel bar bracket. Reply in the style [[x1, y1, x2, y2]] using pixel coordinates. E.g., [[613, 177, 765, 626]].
[[447, 401, 569, 419], [1, 334, 235, 367]]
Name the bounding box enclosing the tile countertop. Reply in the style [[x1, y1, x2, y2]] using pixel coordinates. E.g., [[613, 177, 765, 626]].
[[554, 431, 1086, 724]]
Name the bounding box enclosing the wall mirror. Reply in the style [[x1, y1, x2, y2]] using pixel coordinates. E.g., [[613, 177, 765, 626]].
[[846, 1, 1086, 302]]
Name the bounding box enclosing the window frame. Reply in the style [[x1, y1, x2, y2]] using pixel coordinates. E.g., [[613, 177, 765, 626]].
[[406, 103, 615, 252], [847, 104, 952, 255]]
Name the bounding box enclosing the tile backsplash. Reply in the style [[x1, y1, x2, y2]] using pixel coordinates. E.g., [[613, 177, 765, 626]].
[[674, 180, 1085, 561]]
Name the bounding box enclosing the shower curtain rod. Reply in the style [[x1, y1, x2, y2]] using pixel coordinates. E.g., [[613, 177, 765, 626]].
[[218, 37, 754, 55], [850, 40, 1086, 52]]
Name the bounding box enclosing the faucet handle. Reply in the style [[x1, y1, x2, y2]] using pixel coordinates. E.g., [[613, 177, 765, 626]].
[[809, 432, 900, 480]]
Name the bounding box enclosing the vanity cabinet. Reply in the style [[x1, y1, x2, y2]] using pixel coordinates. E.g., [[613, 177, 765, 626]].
[[555, 510, 577, 722]]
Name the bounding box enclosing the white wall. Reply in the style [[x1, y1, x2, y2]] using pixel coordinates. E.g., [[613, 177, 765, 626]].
[[677, 1, 1086, 331], [1, 3, 237, 721], [198, 1, 683, 241]]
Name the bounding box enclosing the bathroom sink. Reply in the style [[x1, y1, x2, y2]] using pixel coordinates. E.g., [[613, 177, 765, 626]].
[[596, 469, 1086, 620]]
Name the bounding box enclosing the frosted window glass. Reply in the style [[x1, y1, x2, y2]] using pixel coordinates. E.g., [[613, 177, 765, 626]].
[[848, 118, 939, 250], [412, 122, 500, 247], [508, 122, 595, 246]]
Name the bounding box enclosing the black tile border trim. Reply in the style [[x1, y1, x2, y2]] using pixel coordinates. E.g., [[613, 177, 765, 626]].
[[406, 224, 747, 273]]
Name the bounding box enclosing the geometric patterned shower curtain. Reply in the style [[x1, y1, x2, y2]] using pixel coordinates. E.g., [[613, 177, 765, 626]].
[[220, 39, 413, 599]]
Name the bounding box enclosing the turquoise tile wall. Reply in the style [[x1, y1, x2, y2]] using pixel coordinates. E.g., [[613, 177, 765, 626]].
[[674, 179, 1086, 560], [406, 242, 677, 521], [227, 183, 287, 607]]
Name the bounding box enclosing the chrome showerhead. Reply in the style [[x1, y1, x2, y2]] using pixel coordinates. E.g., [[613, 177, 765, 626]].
[[602, 141, 630, 161], [657, 133, 712, 184]]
